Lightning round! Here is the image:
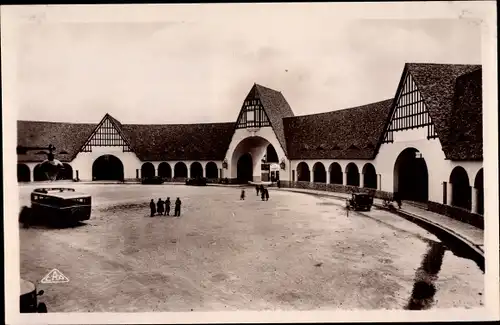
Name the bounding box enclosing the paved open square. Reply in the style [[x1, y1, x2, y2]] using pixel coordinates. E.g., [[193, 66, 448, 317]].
[[19, 184, 483, 312]]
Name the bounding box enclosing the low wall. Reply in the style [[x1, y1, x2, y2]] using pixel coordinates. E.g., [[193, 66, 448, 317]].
[[280, 181, 484, 229]]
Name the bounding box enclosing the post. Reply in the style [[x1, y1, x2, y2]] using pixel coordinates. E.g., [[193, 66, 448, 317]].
[[359, 173, 364, 188], [326, 170, 331, 184], [447, 182, 453, 206], [471, 186, 478, 214], [310, 170, 314, 183]]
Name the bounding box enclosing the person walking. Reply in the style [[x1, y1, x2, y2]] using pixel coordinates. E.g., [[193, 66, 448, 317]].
[[164, 197, 171, 216], [240, 189, 246, 200], [265, 188, 269, 201], [174, 197, 182, 217], [149, 199, 156, 217], [255, 185, 260, 196], [261, 187, 266, 201], [394, 192, 402, 209], [157, 198, 164, 216]]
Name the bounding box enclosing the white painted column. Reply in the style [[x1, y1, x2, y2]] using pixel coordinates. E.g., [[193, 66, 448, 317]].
[[359, 173, 364, 188], [187, 165, 191, 179], [310, 170, 314, 183], [343, 172, 348, 185], [203, 166, 206, 178], [377, 174, 381, 190], [447, 182, 453, 206], [471, 187, 478, 214], [326, 170, 331, 184]]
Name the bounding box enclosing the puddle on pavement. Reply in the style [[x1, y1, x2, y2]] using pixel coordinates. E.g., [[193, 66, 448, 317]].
[[405, 242, 446, 310]]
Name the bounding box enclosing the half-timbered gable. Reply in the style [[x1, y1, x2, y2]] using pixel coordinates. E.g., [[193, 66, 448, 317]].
[[80, 114, 132, 152]]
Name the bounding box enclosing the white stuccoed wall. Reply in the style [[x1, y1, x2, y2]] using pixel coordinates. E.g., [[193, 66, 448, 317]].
[[224, 127, 289, 181], [70, 146, 142, 181]]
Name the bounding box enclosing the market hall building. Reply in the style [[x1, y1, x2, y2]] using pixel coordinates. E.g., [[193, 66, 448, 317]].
[[17, 63, 484, 225]]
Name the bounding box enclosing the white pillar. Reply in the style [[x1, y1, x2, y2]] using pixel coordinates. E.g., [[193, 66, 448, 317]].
[[343, 172, 348, 185], [360, 173, 364, 188], [203, 165, 206, 178], [187, 165, 191, 178], [447, 182, 453, 206], [326, 170, 331, 184], [471, 187, 478, 213], [310, 170, 314, 183], [377, 174, 381, 190]]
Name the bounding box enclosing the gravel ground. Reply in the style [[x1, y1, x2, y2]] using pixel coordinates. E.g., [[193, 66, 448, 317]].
[[18, 184, 484, 312]]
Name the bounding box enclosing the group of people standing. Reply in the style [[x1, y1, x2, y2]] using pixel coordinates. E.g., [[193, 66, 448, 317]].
[[150, 197, 182, 217], [240, 185, 270, 201]]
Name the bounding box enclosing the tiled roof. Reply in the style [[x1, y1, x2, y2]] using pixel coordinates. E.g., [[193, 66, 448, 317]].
[[120, 122, 235, 161], [283, 99, 393, 160], [17, 121, 96, 162], [405, 63, 482, 160], [253, 84, 295, 155]]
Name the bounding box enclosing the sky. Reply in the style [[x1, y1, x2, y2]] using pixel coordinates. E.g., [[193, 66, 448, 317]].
[[15, 6, 482, 124]]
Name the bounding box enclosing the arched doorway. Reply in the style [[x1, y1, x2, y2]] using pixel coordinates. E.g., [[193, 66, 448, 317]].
[[394, 148, 428, 202], [92, 155, 124, 181], [141, 162, 155, 178], [158, 162, 172, 179], [474, 169, 484, 215], [266, 144, 279, 163], [449, 166, 471, 210], [174, 162, 188, 178], [206, 162, 219, 179], [362, 163, 377, 189], [57, 163, 73, 180], [190, 162, 203, 178], [329, 162, 342, 184], [237, 153, 253, 183], [346, 163, 360, 186], [297, 162, 310, 182], [17, 164, 30, 182], [33, 164, 47, 181], [313, 162, 326, 183]]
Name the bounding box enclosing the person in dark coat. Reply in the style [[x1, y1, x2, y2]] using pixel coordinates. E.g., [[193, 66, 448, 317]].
[[277, 180, 281, 188], [255, 185, 260, 196], [261, 187, 266, 201], [164, 197, 171, 216], [393, 192, 402, 209], [174, 197, 182, 217], [149, 199, 156, 217], [157, 198, 164, 216], [240, 189, 246, 200], [265, 188, 269, 201]]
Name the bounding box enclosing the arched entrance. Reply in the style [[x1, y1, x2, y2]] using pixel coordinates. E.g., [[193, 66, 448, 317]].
[[362, 163, 377, 189], [174, 162, 188, 178], [237, 153, 253, 183], [141, 162, 155, 178], [313, 162, 326, 183], [17, 164, 31, 182], [206, 162, 219, 179], [346, 163, 360, 186], [158, 162, 172, 179], [474, 169, 484, 215], [57, 163, 73, 180], [297, 162, 310, 182], [329, 162, 342, 184], [190, 162, 203, 178], [33, 164, 47, 181], [449, 166, 471, 210], [92, 155, 124, 181], [394, 148, 428, 202]]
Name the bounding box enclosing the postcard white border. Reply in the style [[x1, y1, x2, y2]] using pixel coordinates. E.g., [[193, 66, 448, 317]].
[[2, 2, 498, 324]]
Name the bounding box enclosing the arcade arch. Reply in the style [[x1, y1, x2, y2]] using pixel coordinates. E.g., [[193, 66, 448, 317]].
[[329, 162, 342, 184], [474, 168, 484, 215], [345, 163, 360, 186], [174, 162, 188, 178], [158, 162, 172, 178], [190, 162, 203, 179], [206, 162, 219, 179], [313, 162, 326, 183], [17, 164, 30, 182], [34, 164, 47, 181], [141, 162, 155, 178], [362, 163, 377, 189], [449, 166, 471, 210], [92, 155, 124, 181], [393, 148, 428, 202], [297, 162, 310, 182], [57, 163, 73, 180]]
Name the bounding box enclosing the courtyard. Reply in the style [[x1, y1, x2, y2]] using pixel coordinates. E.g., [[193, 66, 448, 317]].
[[19, 183, 483, 312]]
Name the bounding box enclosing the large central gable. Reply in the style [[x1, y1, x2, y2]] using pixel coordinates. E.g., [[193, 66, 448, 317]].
[[235, 84, 294, 155], [284, 99, 393, 160]]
